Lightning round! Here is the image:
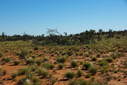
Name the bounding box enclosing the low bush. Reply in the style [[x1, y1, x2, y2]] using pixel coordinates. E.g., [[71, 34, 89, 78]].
[[91, 56, 97, 61], [65, 71, 75, 79], [58, 64, 64, 69], [76, 70, 83, 77], [2, 57, 11, 63], [71, 60, 78, 68], [85, 73, 91, 78], [13, 60, 20, 65], [105, 57, 113, 63], [0, 68, 6, 76], [98, 60, 108, 67], [18, 49, 28, 59], [42, 63, 54, 70], [56, 56, 66, 63], [36, 68, 49, 78], [17, 76, 41, 85], [82, 62, 92, 70], [0, 52, 3, 57], [69, 79, 87, 85], [17, 68, 31, 76], [89, 66, 97, 75], [26, 58, 35, 65]]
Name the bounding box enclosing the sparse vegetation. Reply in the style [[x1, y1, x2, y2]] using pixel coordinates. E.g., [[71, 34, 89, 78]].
[[65, 71, 75, 79], [82, 62, 92, 70], [71, 60, 78, 68], [1, 57, 11, 63], [56, 56, 66, 63], [0, 30, 127, 85]]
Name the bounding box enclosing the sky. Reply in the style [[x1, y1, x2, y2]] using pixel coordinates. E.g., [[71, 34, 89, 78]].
[[0, 0, 127, 35]]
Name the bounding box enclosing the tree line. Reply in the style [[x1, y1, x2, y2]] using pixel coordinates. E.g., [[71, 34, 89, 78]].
[[0, 29, 127, 45]]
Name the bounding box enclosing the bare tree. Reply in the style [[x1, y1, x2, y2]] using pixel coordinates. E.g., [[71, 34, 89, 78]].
[[46, 28, 61, 35]]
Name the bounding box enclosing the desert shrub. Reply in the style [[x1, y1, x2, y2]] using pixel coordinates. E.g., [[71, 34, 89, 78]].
[[71, 60, 78, 68], [82, 62, 92, 70], [91, 56, 97, 61], [17, 78, 32, 85], [89, 66, 97, 75], [65, 71, 75, 79], [84, 52, 89, 57], [0, 52, 3, 57], [35, 60, 42, 66], [88, 79, 107, 85], [66, 51, 73, 56], [0, 68, 6, 76], [17, 68, 31, 76], [42, 57, 49, 62], [56, 56, 66, 63], [42, 63, 54, 70], [76, 70, 83, 77], [2, 57, 11, 63], [36, 68, 49, 78], [33, 47, 39, 50], [111, 52, 123, 59], [26, 58, 35, 65], [123, 61, 127, 68], [69, 79, 87, 85], [58, 64, 64, 69], [31, 76, 41, 85], [50, 77, 57, 85], [17, 76, 40, 85], [98, 60, 109, 73], [98, 60, 108, 66], [105, 57, 113, 63], [26, 72, 33, 79], [80, 61, 83, 65], [13, 60, 20, 65], [85, 73, 91, 78], [11, 73, 17, 79], [18, 49, 28, 59]]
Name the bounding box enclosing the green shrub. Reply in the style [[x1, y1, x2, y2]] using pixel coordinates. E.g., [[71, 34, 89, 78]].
[[33, 47, 39, 50], [56, 57, 66, 63], [69, 79, 87, 85], [43, 57, 48, 62], [17, 76, 41, 85], [2, 57, 11, 63], [50, 78, 57, 85], [69, 79, 106, 85], [17, 68, 31, 76], [0, 53, 3, 57], [98, 60, 108, 66], [71, 60, 78, 68], [105, 57, 113, 63], [89, 66, 97, 75], [91, 56, 97, 61], [11, 73, 17, 79], [13, 61, 20, 65], [17, 78, 32, 85], [35, 59, 42, 65], [26, 58, 35, 65], [18, 50, 28, 59], [42, 63, 54, 70], [31, 76, 41, 85], [76, 70, 83, 77], [0, 68, 6, 76], [82, 62, 92, 70], [36, 68, 49, 78], [65, 71, 75, 79], [85, 73, 91, 78], [58, 64, 64, 69], [111, 52, 122, 59]]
